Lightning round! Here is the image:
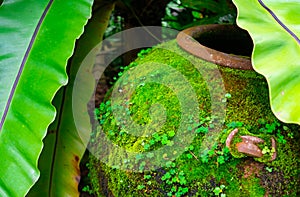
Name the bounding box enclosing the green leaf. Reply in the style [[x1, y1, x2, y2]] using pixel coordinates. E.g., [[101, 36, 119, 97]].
[[181, 0, 227, 13], [137, 185, 145, 190], [186, 153, 193, 159], [167, 130, 176, 137], [195, 126, 209, 134], [217, 156, 225, 164], [144, 175, 151, 179], [213, 187, 221, 195], [233, 0, 300, 124], [0, 0, 93, 196], [27, 1, 115, 196]]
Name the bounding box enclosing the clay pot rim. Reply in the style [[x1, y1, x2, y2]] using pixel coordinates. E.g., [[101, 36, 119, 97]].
[[176, 24, 253, 70]]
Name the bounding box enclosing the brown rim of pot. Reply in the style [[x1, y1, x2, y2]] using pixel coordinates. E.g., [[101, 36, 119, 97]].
[[176, 24, 254, 70]]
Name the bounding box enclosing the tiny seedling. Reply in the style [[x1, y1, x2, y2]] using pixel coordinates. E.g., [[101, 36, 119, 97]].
[[276, 131, 287, 144], [213, 185, 226, 196], [226, 121, 243, 129], [225, 93, 232, 99], [82, 185, 93, 195], [222, 93, 232, 102], [195, 126, 209, 134], [287, 132, 294, 139], [265, 166, 273, 173], [262, 146, 271, 154], [143, 143, 150, 150], [144, 175, 152, 179], [137, 184, 145, 190], [217, 156, 225, 165]]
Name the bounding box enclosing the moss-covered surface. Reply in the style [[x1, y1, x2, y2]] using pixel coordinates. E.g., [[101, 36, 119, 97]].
[[87, 40, 300, 196]]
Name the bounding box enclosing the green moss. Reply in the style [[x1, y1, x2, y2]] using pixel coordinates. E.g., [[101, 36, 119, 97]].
[[89, 155, 162, 197], [89, 40, 300, 196], [240, 177, 266, 197]]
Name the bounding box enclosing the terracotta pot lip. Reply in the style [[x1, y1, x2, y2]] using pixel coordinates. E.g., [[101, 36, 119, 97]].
[[176, 24, 253, 70]]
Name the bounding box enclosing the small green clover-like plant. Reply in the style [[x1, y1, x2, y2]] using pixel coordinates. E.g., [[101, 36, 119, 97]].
[[135, 154, 144, 162], [200, 151, 209, 163], [277, 134, 287, 144], [168, 130, 176, 137], [259, 121, 280, 134], [208, 144, 218, 157], [146, 152, 154, 159], [167, 186, 189, 197], [266, 122, 280, 133], [137, 184, 145, 190], [262, 146, 271, 155], [139, 161, 146, 172], [161, 165, 189, 197], [195, 126, 209, 134], [149, 139, 156, 145], [262, 145, 275, 156], [225, 93, 232, 99], [143, 143, 151, 150], [217, 156, 225, 165], [222, 93, 232, 102], [174, 186, 189, 197], [152, 132, 161, 142], [276, 130, 287, 144], [183, 145, 197, 160], [161, 172, 172, 181], [265, 166, 273, 173], [137, 48, 152, 58], [287, 132, 294, 139], [179, 177, 187, 185], [166, 161, 176, 168], [199, 145, 231, 165], [144, 174, 152, 180], [226, 121, 243, 129], [82, 185, 93, 195], [186, 153, 193, 159], [161, 134, 171, 145], [213, 185, 226, 196]]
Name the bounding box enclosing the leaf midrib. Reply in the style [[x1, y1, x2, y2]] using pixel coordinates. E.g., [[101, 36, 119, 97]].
[[0, 0, 54, 131], [258, 0, 300, 45]]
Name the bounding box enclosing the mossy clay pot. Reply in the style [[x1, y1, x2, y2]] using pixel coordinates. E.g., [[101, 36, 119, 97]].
[[88, 24, 300, 197]]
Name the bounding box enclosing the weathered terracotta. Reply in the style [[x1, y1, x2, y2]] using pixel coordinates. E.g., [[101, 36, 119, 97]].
[[225, 128, 238, 149], [270, 137, 276, 161], [240, 135, 264, 144], [226, 128, 277, 161], [177, 24, 277, 162], [176, 24, 253, 70], [236, 136, 264, 158]]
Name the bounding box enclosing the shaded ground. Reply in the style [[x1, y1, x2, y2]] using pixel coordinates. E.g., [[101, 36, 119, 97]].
[[79, 74, 111, 197]]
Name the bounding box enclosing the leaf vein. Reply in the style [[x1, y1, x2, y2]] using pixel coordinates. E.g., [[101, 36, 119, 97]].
[[0, 0, 54, 131], [258, 0, 300, 45]]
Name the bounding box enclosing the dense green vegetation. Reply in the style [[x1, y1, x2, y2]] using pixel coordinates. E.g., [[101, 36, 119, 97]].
[[2, 0, 299, 196], [86, 41, 300, 196]]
